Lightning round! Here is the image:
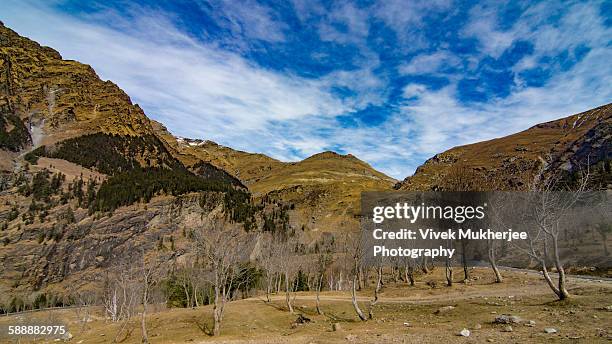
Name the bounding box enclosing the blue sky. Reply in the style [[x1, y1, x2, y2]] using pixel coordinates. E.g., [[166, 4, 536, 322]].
[[1, 0, 611, 179]]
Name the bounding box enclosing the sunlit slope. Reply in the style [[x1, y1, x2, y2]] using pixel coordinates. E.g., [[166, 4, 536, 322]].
[[165, 134, 397, 233], [397, 103, 611, 191]]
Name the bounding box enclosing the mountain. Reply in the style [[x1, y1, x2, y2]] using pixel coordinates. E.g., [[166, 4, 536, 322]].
[[0, 23, 394, 296], [396, 103, 612, 191], [0, 23, 258, 294], [0, 21, 609, 301], [152, 123, 396, 233]]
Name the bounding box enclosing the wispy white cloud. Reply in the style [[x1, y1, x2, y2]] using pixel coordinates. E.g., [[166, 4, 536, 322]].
[[400, 50, 462, 75], [198, 0, 288, 43], [318, 1, 370, 44], [0, 2, 370, 145], [0, 0, 609, 181], [373, 0, 453, 50], [399, 44, 612, 162]]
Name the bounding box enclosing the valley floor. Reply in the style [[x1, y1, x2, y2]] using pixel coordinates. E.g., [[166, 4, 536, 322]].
[[1, 268, 611, 343]]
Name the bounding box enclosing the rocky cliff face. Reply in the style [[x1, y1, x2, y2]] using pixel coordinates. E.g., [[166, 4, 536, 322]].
[[0, 23, 156, 147], [0, 23, 255, 299], [396, 103, 611, 191], [0, 192, 238, 293]]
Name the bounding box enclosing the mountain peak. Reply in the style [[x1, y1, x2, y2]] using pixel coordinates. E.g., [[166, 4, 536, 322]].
[[303, 150, 358, 162]]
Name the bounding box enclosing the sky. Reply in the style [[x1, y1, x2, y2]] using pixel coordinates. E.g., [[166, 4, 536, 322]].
[[0, 0, 610, 179]]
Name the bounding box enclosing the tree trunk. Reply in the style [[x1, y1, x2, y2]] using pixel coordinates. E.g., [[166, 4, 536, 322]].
[[540, 259, 560, 297], [422, 256, 430, 274], [194, 284, 199, 308], [316, 274, 324, 315], [552, 235, 570, 300], [405, 264, 415, 286], [141, 283, 148, 343], [212, 264, 222, 336], [599, 232, 609, 256], [462, 243, 469, 281], [285, 272, 293, 313], [490, 259, 503, 283], [368, 266, 382, 319], [183, 283, 191, 308], [445, 258, 453, 287], [212, 296, 221, 336], [488, 240, 503, 283], [351, 265, 367, 321]]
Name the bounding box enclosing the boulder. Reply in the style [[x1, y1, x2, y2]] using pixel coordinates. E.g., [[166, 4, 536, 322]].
[[494, 314, 522, 324]]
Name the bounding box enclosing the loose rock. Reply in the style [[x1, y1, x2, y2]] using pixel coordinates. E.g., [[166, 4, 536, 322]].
[[494, 314, 522, 324], [434, 306, 456, 315], [295, 314, 311, 324], [544, 328, 558, 334], [61, 332, 73, 341], [459, 328, 470, 337]]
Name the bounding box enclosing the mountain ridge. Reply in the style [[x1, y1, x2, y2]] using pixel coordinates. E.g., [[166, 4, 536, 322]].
[[396, 103, 611, 191]]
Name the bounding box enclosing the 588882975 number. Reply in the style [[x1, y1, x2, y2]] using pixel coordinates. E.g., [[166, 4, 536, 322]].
[[6, 324, 67, 336]]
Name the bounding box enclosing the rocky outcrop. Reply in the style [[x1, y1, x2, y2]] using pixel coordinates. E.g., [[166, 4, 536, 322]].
[[0, 22, 157, 150], [0, 192, 254, 293]]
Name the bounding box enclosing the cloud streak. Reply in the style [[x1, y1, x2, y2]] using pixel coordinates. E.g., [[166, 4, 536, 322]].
[[0, 0, 609, 180]]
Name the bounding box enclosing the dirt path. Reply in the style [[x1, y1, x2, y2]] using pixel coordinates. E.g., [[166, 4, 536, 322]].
[[261, 270, 611, 305]]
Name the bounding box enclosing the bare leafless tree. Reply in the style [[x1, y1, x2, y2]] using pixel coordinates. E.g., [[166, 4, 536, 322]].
[[486, 193, 509, 283], [139, 249, 161, 344], [192, 220, 246, 336], [346, 232, 367, 321], [445, 237, 454, 287], [400, 255, 416, 286], [275, 238, 299, 313], [368, 263, 382, 319], [315, 239, 334, 315], [517, 162, 590, 300], [258, 233, 282, 303], [101, 261, 140, 343], [68, 286, 96, 335]]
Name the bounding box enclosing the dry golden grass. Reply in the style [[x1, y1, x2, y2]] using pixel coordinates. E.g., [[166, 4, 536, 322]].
[[2, 268, 610, 343]]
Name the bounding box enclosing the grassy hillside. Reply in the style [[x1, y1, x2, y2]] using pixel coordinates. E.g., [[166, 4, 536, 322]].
[[397, 103, 612, 191], [162, 132, 398, 234]]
